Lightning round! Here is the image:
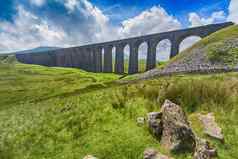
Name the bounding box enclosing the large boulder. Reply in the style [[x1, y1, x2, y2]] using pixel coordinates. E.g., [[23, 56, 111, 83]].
[[144, 148, 173, 159], [160, 100, 196, 152], [198, 113, 224, 142]]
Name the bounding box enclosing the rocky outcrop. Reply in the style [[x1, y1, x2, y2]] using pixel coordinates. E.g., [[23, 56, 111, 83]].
[[160, 100, 196, 152], [144, 148, 173, 159], [194, 138, 217, 159], [198, 113, 224, 142]]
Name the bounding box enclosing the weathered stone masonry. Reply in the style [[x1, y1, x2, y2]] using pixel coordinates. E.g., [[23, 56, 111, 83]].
[[16, 22, 233, 74]]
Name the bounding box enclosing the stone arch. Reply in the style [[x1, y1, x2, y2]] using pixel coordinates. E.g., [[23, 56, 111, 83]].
[[138, 41, 148, 72], [156, 39, 172, 64], [179, 35, 202, 52]]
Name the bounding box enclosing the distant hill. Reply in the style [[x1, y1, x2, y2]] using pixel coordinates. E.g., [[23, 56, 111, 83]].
[[0, 46, 61, 56], [14, 46, 61, 54]]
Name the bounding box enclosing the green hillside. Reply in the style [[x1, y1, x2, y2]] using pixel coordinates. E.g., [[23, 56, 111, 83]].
[[169, 25, 238, 67], [1, 26, 238, 159]]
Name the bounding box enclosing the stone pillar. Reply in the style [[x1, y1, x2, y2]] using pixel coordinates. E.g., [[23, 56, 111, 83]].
[[94, 47, 102, 73], [103, 45, 113, 73], [128, 42, 139, 74], [115, 44, 125, 74], [84, 48, 91, 72], [86, 48, 95, 72], [170, 39, 179, 58], [146, 40, 157, 71], [71, 48, 80, 68]]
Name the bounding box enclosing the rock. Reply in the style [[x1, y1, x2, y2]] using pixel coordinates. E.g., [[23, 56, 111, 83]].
[[194, 138, 217, 159], [147, 112, 163, 139], [144, 148, 172, 159], [83, 155, 98, 159], [137, 117, 146, 125], [198, 113, 224, 142], [160, 100, 196, 152]]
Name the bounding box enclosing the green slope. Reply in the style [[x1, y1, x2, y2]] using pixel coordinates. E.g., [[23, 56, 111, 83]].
[[0, 55, 238, 159], [169, 25, 238, 66]]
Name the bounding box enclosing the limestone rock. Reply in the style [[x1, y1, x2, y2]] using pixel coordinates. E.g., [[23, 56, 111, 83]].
[[198, 113, 224, 142], [137, 117, 146, 126], [160, 100, 196, 152], [194, 138, 217, 159], [144, 148, 172, 159], [83, 155, 98, 159], [147, 112, 163, 139]]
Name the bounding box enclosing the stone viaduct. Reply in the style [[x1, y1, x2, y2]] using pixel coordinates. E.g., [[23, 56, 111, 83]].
[[16, 22, 234, 74]]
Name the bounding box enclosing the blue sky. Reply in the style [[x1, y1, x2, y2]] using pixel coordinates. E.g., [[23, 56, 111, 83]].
[[92, 0, 230, 25], [0, 0, 237, 54]]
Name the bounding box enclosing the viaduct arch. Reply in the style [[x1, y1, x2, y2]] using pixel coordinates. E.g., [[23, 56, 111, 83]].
[[16, 22, 234, 74]]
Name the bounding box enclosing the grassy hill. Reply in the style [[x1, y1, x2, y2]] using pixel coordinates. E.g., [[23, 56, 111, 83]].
[[0, 25, 238, 159], [168, 25, 238, 67]]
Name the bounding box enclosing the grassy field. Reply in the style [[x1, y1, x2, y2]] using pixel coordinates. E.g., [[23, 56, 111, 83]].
[[0, 56, 238, 159]]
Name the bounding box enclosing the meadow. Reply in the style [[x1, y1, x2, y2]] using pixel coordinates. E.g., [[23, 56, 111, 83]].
[[0, 56, 237, 159]]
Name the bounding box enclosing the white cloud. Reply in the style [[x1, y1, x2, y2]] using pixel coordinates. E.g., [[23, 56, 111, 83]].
[[119, 6, 182, 38], [0, 6, 67, 53], [30, 0, 45, 7], [188, 11, 226, 27], [0, 0, 115, 53], [64, 0, 78, 12], [228, 0, 238, 23]]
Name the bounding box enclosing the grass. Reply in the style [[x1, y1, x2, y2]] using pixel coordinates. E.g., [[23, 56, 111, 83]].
[[0, 57, 238, 159]]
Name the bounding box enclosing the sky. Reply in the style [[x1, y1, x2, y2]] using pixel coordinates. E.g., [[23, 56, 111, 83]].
[[0, 0, 237, 59]]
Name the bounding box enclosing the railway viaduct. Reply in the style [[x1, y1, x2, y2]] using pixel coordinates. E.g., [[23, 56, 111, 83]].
[[16, 22, 234, 74]]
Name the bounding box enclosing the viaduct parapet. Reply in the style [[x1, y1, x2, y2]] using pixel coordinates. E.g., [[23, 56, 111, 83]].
[[16, 22, 234, 74]]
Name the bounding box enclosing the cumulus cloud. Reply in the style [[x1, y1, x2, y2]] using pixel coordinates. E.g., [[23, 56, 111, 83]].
[[188, 11, 226, 27], [0, 5, 67, 53], [119, 6, 182, 38], [64, 0, 78, 11], [228, 0, 238, 23], [0, 0, 116, 53]]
